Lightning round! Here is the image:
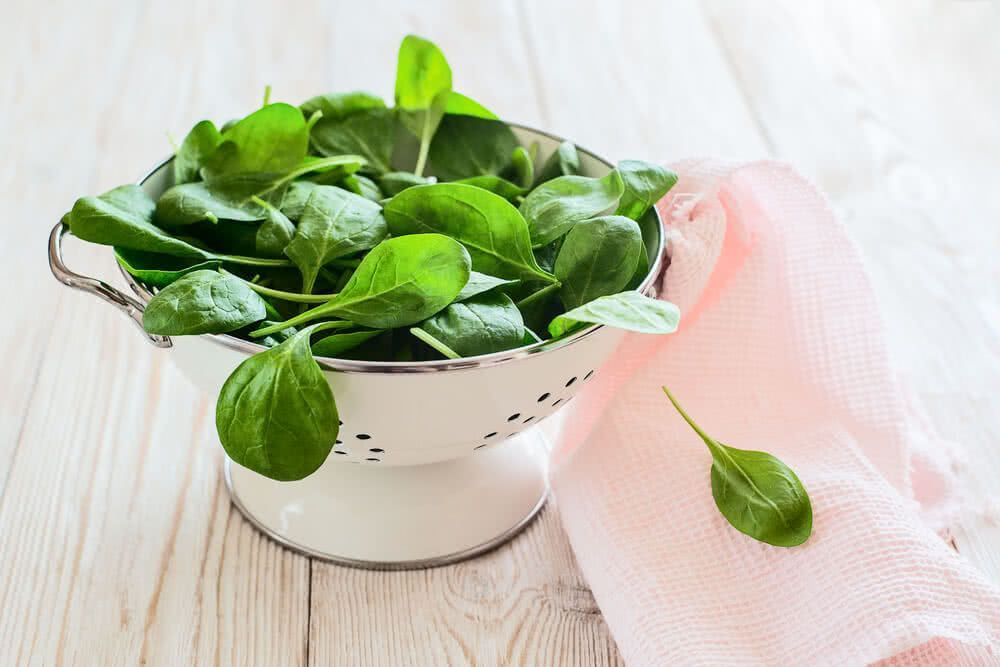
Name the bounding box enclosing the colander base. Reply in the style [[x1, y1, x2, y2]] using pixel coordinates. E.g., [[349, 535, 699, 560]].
[[224, 430, 549, 569]]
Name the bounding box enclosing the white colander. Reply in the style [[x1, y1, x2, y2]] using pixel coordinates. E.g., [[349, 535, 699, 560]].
[[49, 125, 665, 569]]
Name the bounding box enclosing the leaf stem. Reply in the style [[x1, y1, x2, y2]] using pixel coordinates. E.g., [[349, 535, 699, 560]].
[[213, 253, 294, 268], [305, 110, 323, 133], [516, 281, 562, 310], [661, 386, 721, 454], [409, 327, 461, 359], [221, 269, 337, 303], [252, 316, 352, 339], [263, 84, 272, 106]]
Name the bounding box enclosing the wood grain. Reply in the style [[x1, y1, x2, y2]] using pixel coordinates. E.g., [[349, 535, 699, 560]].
[[2, 0, 998, 664]]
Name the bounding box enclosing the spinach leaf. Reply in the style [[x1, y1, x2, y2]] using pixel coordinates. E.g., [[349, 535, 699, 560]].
[[174, 120, 222, 185], [535, 140, 581, 185], [340, 174, 383, 202], [156, 179, 267, 225], [255, 320, 298, 347], [554, 215, 642, 309], [421, 290, 524, 357], [661, 387, 812, 547], [383, 183, 556, 283], [283, 186, 388, 294], [68, 185, 210, 259], [451, 175, 525, 201], [309, 107, 395, 174], [615, 160, 677, 221], [279, 181, 319, 220], [504, 146, 534, 189], [394, 34, 452, 176], [427, 114, 519, 182], [142, 269, 267, 335], [253, 234, 471, 334], [378, 171, 435, 197], [455, 271, 517, 301], [217, 323, 339, 481], [250, 196, 296, 258], [444, 91, 498, 119], [548, 290, 680, 337], [533, 237, 563, 274], [114, 247, 222, 288], [299, 91, 386, 121], [627, 239, 650, 290], [311, 329, 383, 357], [201, 103, 309, 178], [521, 170, 625, 247], [522, 327, 543, 344]]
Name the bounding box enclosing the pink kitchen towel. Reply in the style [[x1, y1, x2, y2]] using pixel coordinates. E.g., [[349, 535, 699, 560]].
[[550, 159, 1000, 665]]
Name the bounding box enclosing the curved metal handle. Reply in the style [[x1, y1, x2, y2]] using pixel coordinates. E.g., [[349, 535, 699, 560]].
[[48, 222, 172, 348]]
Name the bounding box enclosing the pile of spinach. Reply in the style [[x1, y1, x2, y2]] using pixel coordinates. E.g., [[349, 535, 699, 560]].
[[61, 34, 813, 546]]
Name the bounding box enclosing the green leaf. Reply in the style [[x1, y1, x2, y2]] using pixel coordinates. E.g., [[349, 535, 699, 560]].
[[615, 160, 677, 221], [554, 215, 642, 309], [455, 271, 518, 301], [548, 290, 680, 337], [383, 183, 555, 283], [450, 175, 525, 201], [174, 120, 222, 185], [253, 234, 471, 334], [299, 91, 386, 121], [420, 290, 524, 357], [68, 184, 210, 259], [626, 238, 650, 290], [156, 179, 267, 226], [255, 320, 298, 347], [394, 34, 453, 176], [142, 269, 267, 335], [202, 103, 309, 178], [505, 146, 534, 189], [279, 181, 319, 220], [114, 247, 222, 288], [339, 174, 383, 202], [378, 171, 435, 197], [444, 91, 498, 119], [217, 324, 339, 481], [427, 114, 519, 182], [251, 196, 296, 258], [311, 329, 383, 357], [661, 387, 812, 547], [520, 170, 625, 247], [309, 107, 395, 174], [535, 140, 581, 185], [284, 185, 388, 294]]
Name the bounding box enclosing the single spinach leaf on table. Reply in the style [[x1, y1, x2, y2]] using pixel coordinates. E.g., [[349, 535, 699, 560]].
[[283, 185, 388, 294], [68, 184, 211, 259], [455, 271, 518, 301], [201, 103, 309, 179], [383, 183, 556, 283], [535, 140, 581, 185], [253, 233, 471, 334], [661, 387, 812, 547], [311, 329, 383, 357], [427, 114, 519, 182], [520, 170, 625, 247], [394, 34, 452, 176], [141, 269, 267, 335], [309, 107, 395, 174], [299, 91, 386, 121], [554, 215, 642, 309], [114, 247, 222, 288], [217, 323, 340, 482], [420, 290, 524, 357], [615, 160, 678, 221], [444, 91, 498, 119], [548, 290, 680, 338], [174, 120, 222, 185], [378, 171, 436, 197]]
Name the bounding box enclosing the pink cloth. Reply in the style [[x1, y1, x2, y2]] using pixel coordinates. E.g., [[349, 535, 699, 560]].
[[550, 160, 1000, 666]]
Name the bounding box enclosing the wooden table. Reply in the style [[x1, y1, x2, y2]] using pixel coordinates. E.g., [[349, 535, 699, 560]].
[[4, 1, 998, 664]]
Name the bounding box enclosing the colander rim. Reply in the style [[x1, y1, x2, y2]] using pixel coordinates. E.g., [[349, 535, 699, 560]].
[[122, 122, 666, 374]]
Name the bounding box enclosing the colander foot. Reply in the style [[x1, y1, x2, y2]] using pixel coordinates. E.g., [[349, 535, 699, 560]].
[[224, 430, 549, 569]]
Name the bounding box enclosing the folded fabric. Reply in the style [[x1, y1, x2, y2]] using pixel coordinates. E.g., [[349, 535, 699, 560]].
[[550, 159, 1000, 665]]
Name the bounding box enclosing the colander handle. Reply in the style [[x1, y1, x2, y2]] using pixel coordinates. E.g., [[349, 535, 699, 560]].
[[48, 222, 172, 348]]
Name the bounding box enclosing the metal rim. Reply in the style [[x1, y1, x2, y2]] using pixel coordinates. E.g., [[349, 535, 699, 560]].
[[223, 458, 549, 570], [125, 122, 665, 374]]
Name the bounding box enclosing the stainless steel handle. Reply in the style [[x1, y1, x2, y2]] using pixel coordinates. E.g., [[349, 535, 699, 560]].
[[48, 222, 172, 348]]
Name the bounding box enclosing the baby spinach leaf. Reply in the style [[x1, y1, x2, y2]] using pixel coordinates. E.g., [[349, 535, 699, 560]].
[[311, 329, 383, 357], [394, 34, 452, 176], [340, 174, 383, 202], [661, 387, 812, 547], [114, 247, 222, 288], [451, 175, 525, 201], [279, 181, 319, 220], [533, 237, 563, 274], [444, 91, 498, 119], [252, 233, 471, 334], [284, 186, 388, 294], [554, 215, 642, 309], [505, 146, 534, 189], [535, 140, 581, 185], [383, 183, 556, 283], [299, 91, 386, 121], [142, 269, 267, 335], [250, 196, 296, 258], [627, 239, 650, 290], [174, 120, 222, 185], [521, 170, 625, 247], [455, 271, 518, 301], [548, 290, 680, 337], [156, 180, 267, 226], [522, 327, 543, 344], [255, 320, 298, 347], [68, 184, 210, 259], [201, 103, 309, 178], [420, 290, 524, 357], [217, 324, 339, 481], [309, 107, 395, 174], [427, 114, 519, 182], [615, 160, 678, 221], [379, 171, 435, 197]]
